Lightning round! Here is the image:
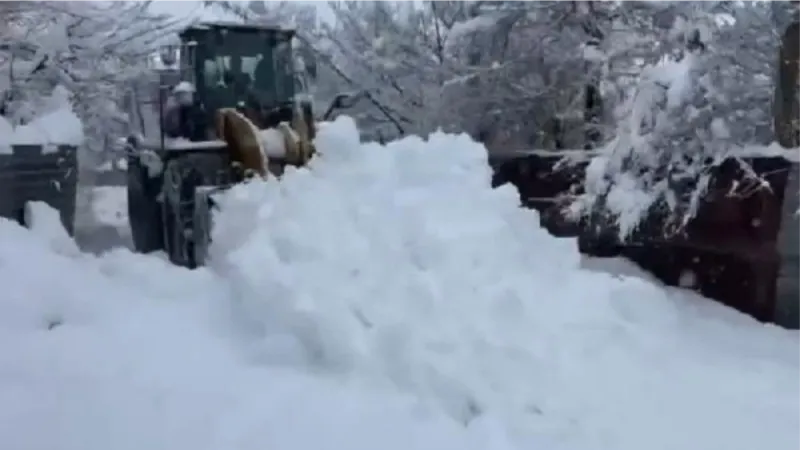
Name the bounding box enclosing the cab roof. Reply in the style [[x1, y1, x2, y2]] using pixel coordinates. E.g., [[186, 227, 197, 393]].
[[184, 21, 296, 37]]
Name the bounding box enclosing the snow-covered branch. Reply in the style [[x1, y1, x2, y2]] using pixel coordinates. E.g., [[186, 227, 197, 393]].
[[569, 4, 794, 239], [0, 1, 184, 161]]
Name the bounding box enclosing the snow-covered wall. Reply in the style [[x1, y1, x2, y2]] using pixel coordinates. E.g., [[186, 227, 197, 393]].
[[0, 86, 85, 154], [0, 108, 85, 154]]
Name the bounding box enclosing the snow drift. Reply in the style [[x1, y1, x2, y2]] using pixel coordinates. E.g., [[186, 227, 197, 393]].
[[0, 205, 503, 450], [0, 116, 797, 450], [210, 116, 799, 450]]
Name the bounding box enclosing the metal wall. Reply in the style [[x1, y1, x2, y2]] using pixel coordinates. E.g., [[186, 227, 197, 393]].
[[489, 151, 800, 328], [0, 145, 78, 235]]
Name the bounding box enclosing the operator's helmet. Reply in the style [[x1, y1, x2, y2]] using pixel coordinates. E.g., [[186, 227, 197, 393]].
[[173, 81, 196, 94], [172, 81, 195, 107]]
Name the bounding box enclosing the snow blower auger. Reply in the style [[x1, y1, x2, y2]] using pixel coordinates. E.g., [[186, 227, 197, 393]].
[[122, 22, 359, 269], [489, 19, 799, 328]]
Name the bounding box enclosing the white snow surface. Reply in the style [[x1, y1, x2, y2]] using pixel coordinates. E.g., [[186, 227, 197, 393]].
[[1, 117, 798, 450], [91, 186, 129, 230], [252, 119, 299, 160], [259, 127, 289, 158], [0, 105, 85, 153]]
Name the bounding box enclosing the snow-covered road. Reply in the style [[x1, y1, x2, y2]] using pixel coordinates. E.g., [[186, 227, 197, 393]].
[[1, 117, 797, 450]]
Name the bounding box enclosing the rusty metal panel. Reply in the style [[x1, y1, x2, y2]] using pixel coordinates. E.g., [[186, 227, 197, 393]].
[[489, 152, 589, 236], [488, 149, 798, 326]]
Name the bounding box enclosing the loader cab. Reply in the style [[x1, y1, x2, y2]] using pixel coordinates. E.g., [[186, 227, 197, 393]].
[[177, 22, 309, 137]]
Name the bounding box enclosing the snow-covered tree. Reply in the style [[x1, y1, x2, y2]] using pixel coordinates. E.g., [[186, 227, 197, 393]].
[[569, 3, 791, 239], [315, 1, 481, 139], [0, 1, 186, 230], [0, 1, 183, 159]]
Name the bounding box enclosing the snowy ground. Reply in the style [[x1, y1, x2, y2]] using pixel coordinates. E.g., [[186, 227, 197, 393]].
[[1, 117, 798, 450], [73, 186, 132, 255], [90, 186, 128, 231]]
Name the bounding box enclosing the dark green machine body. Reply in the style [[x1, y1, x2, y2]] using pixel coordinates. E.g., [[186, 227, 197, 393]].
[[179, 23, 302, 134]]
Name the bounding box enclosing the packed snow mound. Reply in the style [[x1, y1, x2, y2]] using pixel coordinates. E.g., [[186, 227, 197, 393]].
[[2, 117, 797, 450], [211, 116, 799, 450], [0, 211, 507, 450], [12, 106, 84, 146]]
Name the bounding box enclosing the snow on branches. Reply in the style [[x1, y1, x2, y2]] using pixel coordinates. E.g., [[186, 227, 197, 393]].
[[569, 5, 787, 239], [0, 1, 183, 156], [309, 1, 495, 140]]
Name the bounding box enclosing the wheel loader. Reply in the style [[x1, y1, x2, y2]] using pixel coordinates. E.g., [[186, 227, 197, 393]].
[[124, 22, 360, 269]]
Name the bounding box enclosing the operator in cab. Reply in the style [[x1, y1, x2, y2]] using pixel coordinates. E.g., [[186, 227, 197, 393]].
[[164, 81, 207, 141]]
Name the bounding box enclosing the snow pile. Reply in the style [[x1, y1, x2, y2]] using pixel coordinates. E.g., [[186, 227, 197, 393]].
[[0, 115, 797, 450], [25, 201, 83, 258], [210, 116, 799, 449], [0, 210, 510, 450]]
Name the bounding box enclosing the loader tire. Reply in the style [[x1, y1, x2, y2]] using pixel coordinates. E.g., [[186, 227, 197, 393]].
[[127, 153, 164, 254], [162, 159, 199, 269], [161, 155, 221, 269]]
